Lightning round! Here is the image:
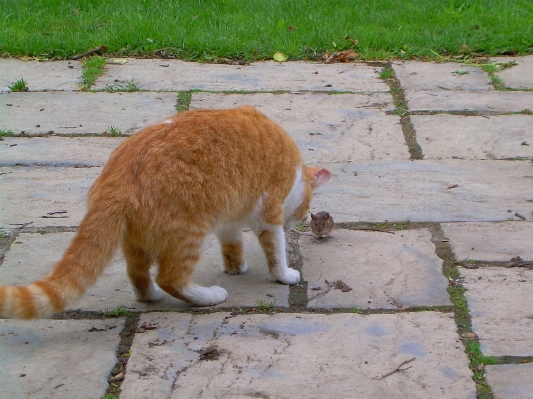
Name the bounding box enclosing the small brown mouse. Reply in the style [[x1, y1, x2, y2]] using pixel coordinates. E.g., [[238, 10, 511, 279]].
[[310, 211, 334, 238]]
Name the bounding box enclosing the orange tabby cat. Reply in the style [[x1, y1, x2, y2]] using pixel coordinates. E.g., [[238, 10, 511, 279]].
[[0, 106, 330, 319]]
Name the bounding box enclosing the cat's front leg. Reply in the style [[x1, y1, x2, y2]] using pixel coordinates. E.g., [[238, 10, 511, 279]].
[[216, 226, 248, 274], [257, 225, 300, 284]]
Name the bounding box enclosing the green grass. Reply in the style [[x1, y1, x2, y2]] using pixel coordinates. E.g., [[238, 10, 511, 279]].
[[107, 126, 121, 136], [104, 79, 141, 93], [80, 56, 106, 91], [8, 78, 28, 92], [1, 0, 532, 61], [0, 129, 14, 137], [176, 91, 192, 112], [256, 299, 276, 312]]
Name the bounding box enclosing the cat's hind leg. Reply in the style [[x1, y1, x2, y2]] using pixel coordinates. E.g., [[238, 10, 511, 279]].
[[123, 239, 163, 302], [156, 239, 228, 306], [256, 224, 300, 285], [216, 225, 248, 275]]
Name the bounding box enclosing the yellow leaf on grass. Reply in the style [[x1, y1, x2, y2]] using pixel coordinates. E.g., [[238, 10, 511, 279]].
[[273, 52, 288, 62]]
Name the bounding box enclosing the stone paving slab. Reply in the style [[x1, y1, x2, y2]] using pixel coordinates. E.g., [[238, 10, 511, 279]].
[[392, 61, 492, 91], [94, 59, 389, 92], [442, 222, 533, 262], [1, 92, 177, 135], [0, 60, 82, 92], [0, 232, 289, 312], [0, 166, 99, 228], [412, 114, 533, 160], [120, 312, 475, 399], [485, 363, 533, 399], [492, 56, 533, 90], [302, 229, 450, 309], [0, 318, 124, 399], [460, 267, 533, 357], [405, 90, 533, 112], [191, 92, 408, 163], [312, 160, 533, 222], [0, 137, 125, 167]]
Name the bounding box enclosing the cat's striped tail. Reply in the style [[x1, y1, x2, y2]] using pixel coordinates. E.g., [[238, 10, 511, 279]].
[[0, 206, 124, 319]]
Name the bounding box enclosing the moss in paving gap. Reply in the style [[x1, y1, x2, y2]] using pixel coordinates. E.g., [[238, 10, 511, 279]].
[[287, 230, 308, 310], [379, 63, 424, 160], [104, 313, 141, 398], [176, 91, 193, 112], [428, 224, 494, 399], [80, 56, 107, 91]]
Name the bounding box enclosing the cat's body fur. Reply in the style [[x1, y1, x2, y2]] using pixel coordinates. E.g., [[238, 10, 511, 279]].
[[0, 106, 330, 319]]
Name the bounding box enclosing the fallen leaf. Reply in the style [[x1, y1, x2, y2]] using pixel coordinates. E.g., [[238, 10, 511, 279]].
[[446, 184, 459, 189], [108, 58, 128, 65], [273, 51, 288, 62], [462, 332, 476, 340], [324, 49, 359, 63]]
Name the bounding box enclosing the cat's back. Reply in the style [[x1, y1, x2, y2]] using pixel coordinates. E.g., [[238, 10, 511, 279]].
[[94, 106, 303, 217]]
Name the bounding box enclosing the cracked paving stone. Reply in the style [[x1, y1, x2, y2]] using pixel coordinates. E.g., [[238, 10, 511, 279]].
[[120, 312, 475, 399], [302, 229, 451, 309], [0, 318, 124, 399], [460, 266, 533, 357]]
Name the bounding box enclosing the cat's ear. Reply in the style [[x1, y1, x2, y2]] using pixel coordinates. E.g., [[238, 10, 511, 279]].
[[306, 167, 331, 188]]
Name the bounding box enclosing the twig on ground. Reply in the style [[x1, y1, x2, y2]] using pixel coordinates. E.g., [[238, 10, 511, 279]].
[[377, 357, 416, 380], [72, 45, 107, 60]]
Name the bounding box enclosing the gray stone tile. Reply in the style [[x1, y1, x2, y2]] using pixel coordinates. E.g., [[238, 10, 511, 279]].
[[492, 56, 533, 90], [120, 312, 475, 399], [191, 92, 408, 163], [0, 318, 124, 399], [1, 92, 177, 135], [0, 137, 125, 167], [302, 229, 450, 308], [392, 61, 492, 91], [460, 267, 533, 357], [312, 160, 533, 222], [0, 59, 82, 92], [442, 222, 533, 262], [412, 114, 533, 160], [405, 90, 533, 112], [0, 232, 289, 312], [485, 363, 533, 399], [0, 166, 99, 227], [94, 59, 389, 92]]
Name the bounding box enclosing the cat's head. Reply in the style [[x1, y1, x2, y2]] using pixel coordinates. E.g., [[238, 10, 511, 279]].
[[283, 166, 331, 230]]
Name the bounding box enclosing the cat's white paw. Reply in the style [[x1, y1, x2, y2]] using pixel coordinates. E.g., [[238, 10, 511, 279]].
[[183, 284, 228, 306], [222, 261, 248, 275], [132, 282, 164, 302], [276, 268, 301, 285]]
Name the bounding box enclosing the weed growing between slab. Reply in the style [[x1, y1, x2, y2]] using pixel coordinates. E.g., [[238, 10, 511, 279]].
[[176, 91, 192, 112], [8, 78, 29, 92], [0, 129, 14, 137], [80, 56, 106, 91], [104, 79, 141, 93], [380, 64, 424, 160]]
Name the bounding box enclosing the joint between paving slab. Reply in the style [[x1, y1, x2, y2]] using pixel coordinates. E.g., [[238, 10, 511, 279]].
[[429, 223, 495, 399], [408, 109, 533, 117], [379, 63, 424, 160]]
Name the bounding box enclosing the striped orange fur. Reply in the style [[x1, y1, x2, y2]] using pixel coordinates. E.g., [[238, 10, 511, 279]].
[[0, 106, 330, 319]]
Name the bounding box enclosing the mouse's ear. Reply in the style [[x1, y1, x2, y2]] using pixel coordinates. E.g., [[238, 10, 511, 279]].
[[306, 167, 331, 188], [310, 212, 317, 220]]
